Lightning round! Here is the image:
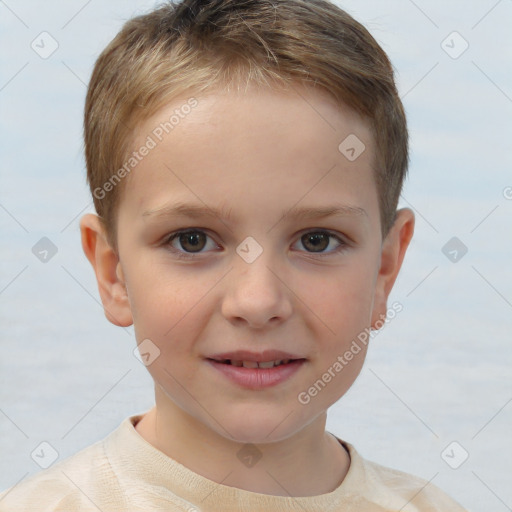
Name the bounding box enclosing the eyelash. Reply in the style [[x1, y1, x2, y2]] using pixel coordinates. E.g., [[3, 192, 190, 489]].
[[163, 228, 349, 260]]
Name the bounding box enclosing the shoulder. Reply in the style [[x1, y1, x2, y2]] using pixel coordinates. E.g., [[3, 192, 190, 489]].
[[0, 436, 120, 512], [342, 441, 467, 511], [366, 458, 465, 510]]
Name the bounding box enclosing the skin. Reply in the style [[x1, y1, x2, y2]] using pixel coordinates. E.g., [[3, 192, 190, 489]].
[[80, 83, 414, 497]]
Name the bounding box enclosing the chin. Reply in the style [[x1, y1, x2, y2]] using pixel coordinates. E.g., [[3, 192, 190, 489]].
[[213, 411, 302, 446], [224, 429, 285, 445]]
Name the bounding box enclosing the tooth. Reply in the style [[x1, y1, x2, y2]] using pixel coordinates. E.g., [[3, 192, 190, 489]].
[[282, 359, 290, 365], [231, 360, 243, 367], [258, 361, 275, 369], [242, 360, 259, 368]]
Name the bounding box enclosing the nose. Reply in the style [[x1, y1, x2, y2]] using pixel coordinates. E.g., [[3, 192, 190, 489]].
[[221, 255, 293, 329]]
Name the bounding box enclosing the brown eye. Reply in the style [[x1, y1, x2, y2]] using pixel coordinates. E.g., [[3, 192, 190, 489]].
[[301, 232, 331, 252], [166, 229, 220, 259], [295, 231, 346, 255], [176, 231, 207, 252]]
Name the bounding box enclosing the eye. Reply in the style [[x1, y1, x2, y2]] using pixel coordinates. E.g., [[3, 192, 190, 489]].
[[166, 229, 218, 256], [293, 230, 346, 255], [164, 228, 347, 260]]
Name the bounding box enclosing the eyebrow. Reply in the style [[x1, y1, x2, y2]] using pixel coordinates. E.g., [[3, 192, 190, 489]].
[[142, 202, 367, 222]]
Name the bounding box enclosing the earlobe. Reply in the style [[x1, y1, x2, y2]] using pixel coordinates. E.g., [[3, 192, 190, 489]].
[[370, 208, 415, 329], [79, 213, 133, 327]]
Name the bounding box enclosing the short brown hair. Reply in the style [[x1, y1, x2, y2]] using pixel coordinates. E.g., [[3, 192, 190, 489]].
[[84, 0, 408, 252]]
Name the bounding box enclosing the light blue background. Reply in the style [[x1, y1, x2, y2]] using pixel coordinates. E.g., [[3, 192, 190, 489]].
[[1, 1, 511, 510]]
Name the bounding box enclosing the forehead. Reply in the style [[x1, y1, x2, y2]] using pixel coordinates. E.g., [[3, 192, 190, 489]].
[[120, 84, 378, 225]]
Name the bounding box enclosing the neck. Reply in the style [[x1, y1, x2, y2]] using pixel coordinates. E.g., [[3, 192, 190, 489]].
[[135, 387, 350, 497]]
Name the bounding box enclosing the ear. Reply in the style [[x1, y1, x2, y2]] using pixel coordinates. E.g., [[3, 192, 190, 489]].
[[371, 208, 415, 329], [79, 213, 133, 327]]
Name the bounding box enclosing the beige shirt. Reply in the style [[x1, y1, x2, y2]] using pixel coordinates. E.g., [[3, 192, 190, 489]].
[[0, 414, 466, 511]]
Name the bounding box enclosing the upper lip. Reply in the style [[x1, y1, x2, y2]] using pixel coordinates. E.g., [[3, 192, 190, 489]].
[[206, 350, 306, 363]]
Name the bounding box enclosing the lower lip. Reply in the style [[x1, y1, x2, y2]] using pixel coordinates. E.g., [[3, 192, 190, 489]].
[[206, 359, 305, 389]]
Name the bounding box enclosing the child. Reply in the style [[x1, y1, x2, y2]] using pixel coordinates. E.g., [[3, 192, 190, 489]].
[[0, 0, 467, 510]]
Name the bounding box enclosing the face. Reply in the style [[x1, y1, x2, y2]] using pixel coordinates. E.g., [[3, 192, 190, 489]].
[[106, 84, 401, 444]]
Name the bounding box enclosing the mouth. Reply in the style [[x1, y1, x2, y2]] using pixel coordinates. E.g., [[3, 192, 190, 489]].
[[206, 358, 304, 368], [206, 357, 306, 389], [206, 349, 306, 364]]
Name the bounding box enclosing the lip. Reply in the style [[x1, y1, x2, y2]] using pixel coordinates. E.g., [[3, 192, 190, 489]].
[[206, 359, 306, 389], [206, 349, 304, 363]]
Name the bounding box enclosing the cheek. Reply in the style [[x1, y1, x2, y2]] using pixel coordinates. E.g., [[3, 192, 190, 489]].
[[302, 263, 377, 333], [127, 267, 212, 343]]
